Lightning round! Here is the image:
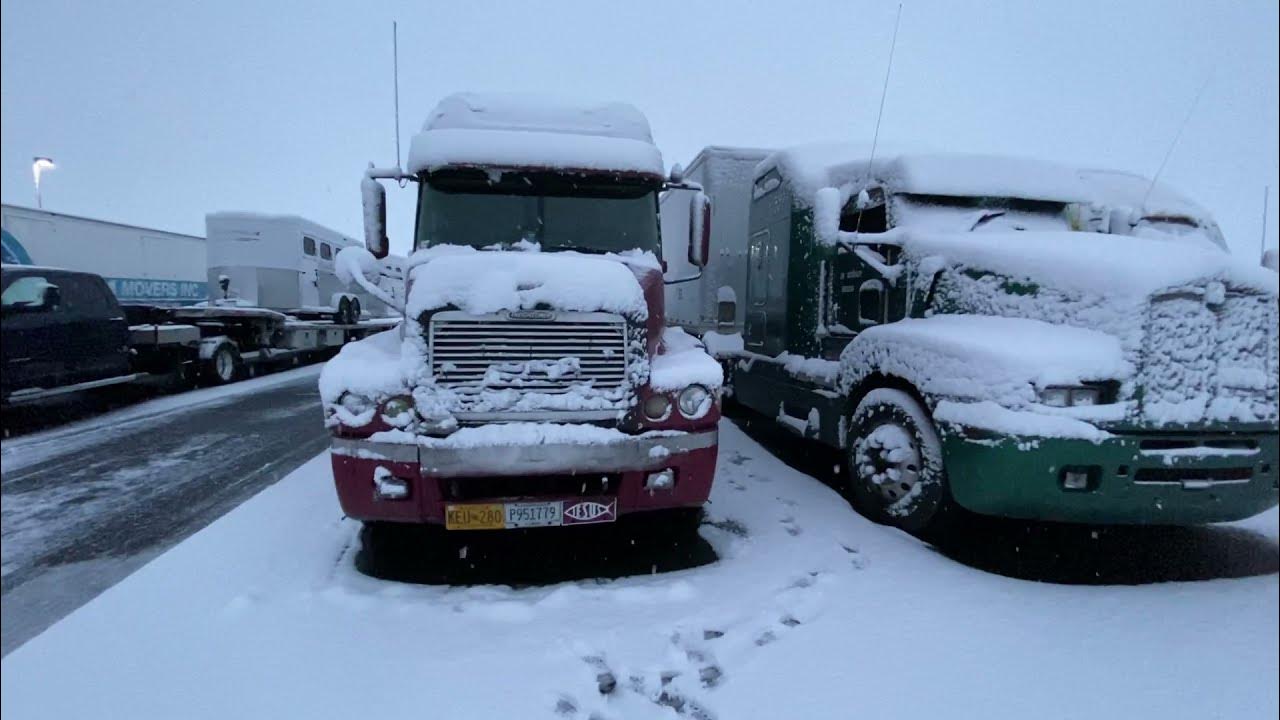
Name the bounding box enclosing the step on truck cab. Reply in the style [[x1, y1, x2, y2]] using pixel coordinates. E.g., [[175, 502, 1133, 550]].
[[322, 93, 722, 534], [682, 145, 1278, 537]]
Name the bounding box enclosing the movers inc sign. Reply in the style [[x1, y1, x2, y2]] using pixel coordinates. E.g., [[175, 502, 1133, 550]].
[[104, 276, 208, 303]]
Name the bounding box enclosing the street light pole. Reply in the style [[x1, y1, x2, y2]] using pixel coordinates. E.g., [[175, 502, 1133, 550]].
[[32, 157, 56, 209]]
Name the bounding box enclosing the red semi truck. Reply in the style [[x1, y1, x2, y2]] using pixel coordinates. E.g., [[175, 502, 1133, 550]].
[[321, 93, 722, 536]]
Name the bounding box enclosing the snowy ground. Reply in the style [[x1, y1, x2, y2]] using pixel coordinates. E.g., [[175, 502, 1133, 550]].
[[1, 365, 328, 655], [1, 419, 1276, 719]]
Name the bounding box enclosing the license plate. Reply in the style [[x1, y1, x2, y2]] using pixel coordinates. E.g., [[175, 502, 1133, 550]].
[[444, 498, 617, 530], [505, 501, 563, 528]]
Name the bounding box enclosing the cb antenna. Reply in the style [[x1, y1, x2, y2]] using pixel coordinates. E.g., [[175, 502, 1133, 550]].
[[1143, 70, 1212, 210], [393, 21, 403, 174], [856, 3, 902, 235]]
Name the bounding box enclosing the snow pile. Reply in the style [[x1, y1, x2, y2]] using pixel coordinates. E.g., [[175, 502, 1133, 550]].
[[759, 146, 1091, 209], [779, 352, 841, 386], [903, 230, 1275, 298], [407, 92, 664, 177], [405, 245, 649, 319], [649, 327, 723, 391], [839, 315, 1130, 419], [318, 329, 410, 426], [702, 330, 745, 357]]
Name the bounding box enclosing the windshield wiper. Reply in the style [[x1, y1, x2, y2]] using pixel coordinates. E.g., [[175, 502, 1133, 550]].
[[969, 210, 1007, 230]]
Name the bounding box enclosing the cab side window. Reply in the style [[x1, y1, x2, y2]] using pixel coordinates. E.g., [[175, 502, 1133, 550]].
[[2, 275, 57, 313], [58, 275, 116, 318], [839, 188, 888, 234], [303, 236, 317, 256]]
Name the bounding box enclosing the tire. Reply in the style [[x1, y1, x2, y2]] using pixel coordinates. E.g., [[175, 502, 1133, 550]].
[[846, 387, 958, 540], [202, 343, 240, 385], [335, 296, 352, 325], [349, 297, 362, 323]]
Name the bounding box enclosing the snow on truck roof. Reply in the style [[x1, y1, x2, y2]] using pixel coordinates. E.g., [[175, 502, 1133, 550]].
[[759, 145, 1215, 221], [406, 92, 664, 178], [758, 144, 1094, 206]]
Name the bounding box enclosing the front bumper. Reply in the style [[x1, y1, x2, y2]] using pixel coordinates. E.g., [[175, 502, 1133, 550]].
[[942, 428, 1279, 524], [329, 428, 718, 525]]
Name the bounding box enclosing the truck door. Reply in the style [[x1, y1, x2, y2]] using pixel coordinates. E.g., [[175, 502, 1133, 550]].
[[1, 271, 66, 392], [299, 235, 320, 308], [744, 228, 770, 351], [57, 273, 131, 382]]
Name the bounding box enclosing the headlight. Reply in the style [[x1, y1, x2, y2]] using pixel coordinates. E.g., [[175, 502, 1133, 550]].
[[643, 394, 671, 421], [380, 395, 415, 421], [339, 392, 370, 413], [677, 385, 711, 419], [1040, 385, 1103, 407]]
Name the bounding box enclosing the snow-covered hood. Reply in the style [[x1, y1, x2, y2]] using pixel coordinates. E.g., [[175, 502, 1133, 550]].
[[896, 230, 1279, 427], [405, 246, 654, 320]]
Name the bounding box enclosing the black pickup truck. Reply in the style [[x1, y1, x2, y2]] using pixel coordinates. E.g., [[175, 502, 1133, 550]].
[[3, 263, 393, 407], [2, 264, 140, 403]]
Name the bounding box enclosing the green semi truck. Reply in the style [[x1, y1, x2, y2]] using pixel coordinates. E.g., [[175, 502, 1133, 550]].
[[664, 145, 1279, 537]]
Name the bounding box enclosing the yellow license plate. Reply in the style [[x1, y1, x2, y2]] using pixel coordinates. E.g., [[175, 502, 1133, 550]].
[[445, 503, 506, 530]]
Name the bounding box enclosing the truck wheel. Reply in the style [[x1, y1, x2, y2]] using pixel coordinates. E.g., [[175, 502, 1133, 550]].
[[335, 296, 352, 325], [847, 388, 957, 540], [203, 344, 241, 385]]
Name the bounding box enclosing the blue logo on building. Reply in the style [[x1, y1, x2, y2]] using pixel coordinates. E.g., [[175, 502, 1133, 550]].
[[1, 228, 34, 265]]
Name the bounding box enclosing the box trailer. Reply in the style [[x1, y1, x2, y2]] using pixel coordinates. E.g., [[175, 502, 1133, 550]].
[[660, 147, 771, 338], [1, 204, 206, 304], [206, 212, 403, 322]]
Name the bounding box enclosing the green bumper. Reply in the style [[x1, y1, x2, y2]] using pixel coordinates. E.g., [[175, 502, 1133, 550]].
[[942, 428, 1279, 525]]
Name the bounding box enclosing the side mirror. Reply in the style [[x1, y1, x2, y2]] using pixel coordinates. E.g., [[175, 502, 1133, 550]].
[[42, 284, 62, 310], [361, 174, 390, 260], [669, 163, 685, 184], [688, 191, 711, 268]]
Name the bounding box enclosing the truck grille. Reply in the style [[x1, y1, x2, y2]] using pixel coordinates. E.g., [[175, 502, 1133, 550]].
[[429, 311, 629, 395], [1141, 288, 1279, 425]]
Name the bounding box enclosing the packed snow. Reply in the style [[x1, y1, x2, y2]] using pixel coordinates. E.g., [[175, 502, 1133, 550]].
[[408, 92, 664, 177], [3, 421, 1275, 719], [405, 246, 650, 319], [759, 146, 1092, 209], [839, 315, 1131, 421], [649, 327, 723, 392]]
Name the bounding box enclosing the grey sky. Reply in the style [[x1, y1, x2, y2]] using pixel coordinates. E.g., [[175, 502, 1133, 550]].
[[2, 0, 1277, 258]]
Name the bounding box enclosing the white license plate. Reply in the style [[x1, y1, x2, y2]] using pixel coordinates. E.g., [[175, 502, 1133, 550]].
[[504, 501, 563, 528]]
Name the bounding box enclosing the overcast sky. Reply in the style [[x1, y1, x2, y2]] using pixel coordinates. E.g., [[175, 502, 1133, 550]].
[[2, 0, 1277, 258]]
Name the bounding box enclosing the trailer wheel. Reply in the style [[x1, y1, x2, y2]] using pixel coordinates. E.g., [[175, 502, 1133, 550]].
[[846, 388, 958, 540], [350, 297, 362, 322], [203, 343, 241, 385], [334, 296, 353, 325]]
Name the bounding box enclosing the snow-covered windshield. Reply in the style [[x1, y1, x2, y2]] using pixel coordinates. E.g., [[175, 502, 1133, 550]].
[[1129, 215, 1229, 252], [893, 194, 1072, 233], [416, 170, 661, 256]]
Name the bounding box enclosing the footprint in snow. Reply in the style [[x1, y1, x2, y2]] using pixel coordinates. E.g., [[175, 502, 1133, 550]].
[[779, 515, 802, 536], [840, 543, 866, 569]]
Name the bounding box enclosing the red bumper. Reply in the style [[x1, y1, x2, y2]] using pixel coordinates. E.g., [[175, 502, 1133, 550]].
[[330, 428, 718, 526]]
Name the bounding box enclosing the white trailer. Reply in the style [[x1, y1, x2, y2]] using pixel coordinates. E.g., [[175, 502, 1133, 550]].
[[660, 147, 771, 337], [205, 212, 403, 322], [1, 204, 207, 304]]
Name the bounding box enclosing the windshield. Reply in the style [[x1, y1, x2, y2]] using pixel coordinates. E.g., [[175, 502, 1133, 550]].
[[893, 193, 1073, 233], [416, 170, 661, 257]]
